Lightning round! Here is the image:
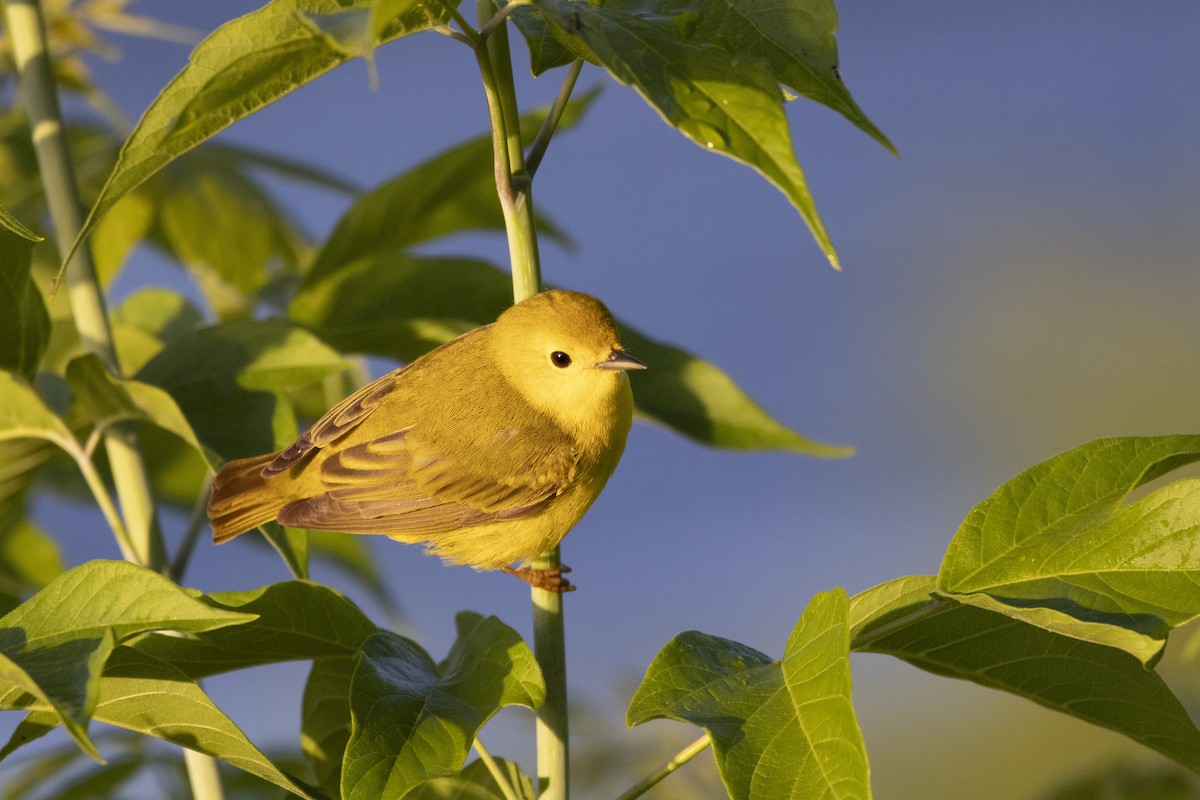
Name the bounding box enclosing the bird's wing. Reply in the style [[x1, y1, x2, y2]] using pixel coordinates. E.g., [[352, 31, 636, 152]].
[[275, 425, 580, 535]]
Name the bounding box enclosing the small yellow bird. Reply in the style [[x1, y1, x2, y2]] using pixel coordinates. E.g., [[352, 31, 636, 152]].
[[207, 290, 644, 591]]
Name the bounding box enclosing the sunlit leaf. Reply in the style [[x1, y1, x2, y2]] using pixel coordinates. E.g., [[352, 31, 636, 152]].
[[938, 436, 1200, 661], [76, 0, 457, 253], [291, 255, 849, 454], [408, 757, 536, 800], [66, 353, 206, 458], [850, 576, 1200, 773], [601, 0, 893, 152], [0, 560, 256, 761], [0, 371, 75, 451], [341, 613, 544, 800], [629, 589, 869, 800], [136, 318, 351, 459], [131, 580, 377, 678], [305, 98, 595, 281], [530, 0, 839, 268]]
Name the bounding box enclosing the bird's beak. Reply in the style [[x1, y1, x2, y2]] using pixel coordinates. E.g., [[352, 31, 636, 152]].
[[595, 349, 647, 371]]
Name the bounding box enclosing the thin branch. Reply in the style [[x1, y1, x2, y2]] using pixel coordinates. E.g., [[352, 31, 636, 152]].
[[170, 472, 214, 583], [526, 58, 583, 178], [479, 0, 529, 41], [614, 734, 713, 800], [473, 738, 522, 800]]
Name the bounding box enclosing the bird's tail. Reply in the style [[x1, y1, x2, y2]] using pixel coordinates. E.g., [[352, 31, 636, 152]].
[[208, 453, 280, 543]]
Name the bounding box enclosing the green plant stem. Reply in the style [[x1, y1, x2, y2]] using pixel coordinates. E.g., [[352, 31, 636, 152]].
[[474, 4, 566, 798], [614, 734, 712, 800], [473, 738, 522, 800], [4, 0, 167, 572], [526, 59, 583, 178], [183, 748, 226, 800]]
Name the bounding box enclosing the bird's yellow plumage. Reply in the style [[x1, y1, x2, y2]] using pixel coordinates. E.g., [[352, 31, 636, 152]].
[[207, 290, 643, 591]]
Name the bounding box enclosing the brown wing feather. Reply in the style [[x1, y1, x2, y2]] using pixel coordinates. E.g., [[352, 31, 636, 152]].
[[276, 425, 575, 535]]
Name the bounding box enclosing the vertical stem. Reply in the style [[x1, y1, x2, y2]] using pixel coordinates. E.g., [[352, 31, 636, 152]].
[[475, 4, 565, 798], [4, 0, 167, 572], [5, 1, 211, 797]]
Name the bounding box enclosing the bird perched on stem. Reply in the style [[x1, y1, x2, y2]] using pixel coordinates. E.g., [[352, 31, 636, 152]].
[[207, 290, 644, 592]]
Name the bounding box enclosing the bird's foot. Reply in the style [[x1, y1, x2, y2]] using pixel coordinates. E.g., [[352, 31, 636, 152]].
[[503, 564, 576, 593]]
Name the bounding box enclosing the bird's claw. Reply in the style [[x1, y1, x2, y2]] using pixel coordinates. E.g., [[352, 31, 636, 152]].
[[503, 564, 576, 592]]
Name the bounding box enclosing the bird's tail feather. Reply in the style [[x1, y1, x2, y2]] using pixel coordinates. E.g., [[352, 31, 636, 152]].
[[208, 453, 279, 543]]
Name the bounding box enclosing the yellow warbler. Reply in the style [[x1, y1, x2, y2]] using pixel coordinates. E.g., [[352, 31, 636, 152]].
[[207, 290, 644, 591]]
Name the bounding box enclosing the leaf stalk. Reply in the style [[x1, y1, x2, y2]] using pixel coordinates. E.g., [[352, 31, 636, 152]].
[[613, 734, 712, 800], [4, 0, 167, 573]]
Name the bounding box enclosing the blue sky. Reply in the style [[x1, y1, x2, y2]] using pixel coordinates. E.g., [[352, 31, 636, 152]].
[[8, 2, 1200, 797]]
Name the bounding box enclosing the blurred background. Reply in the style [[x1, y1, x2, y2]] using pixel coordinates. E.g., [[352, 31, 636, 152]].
[[5, 1, 1200, 798]]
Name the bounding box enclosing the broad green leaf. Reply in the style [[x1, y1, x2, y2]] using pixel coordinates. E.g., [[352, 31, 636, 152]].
[[0, 560, 256, 761], [600, 0, 893, 152], [91, 192, 155, 285], [302, 656, 356, 798], [0, 223, 49, 380], [66, 353, 206, 458], [0, 371, 76, 450], [1040, 763, 1200, 800], [91, 647, 322, 798], [409, 757, 536, 800], [290, 257, 848, 454], [531, 0, 839, 268], [136, 318, 351, 459], [0, 631, 115, 761], [506, 3, 578, 76], [628, 589, 869, 800], [850, 577, 1200, 773], [305, 98, 596, 280], [341, 614, 544, 800], [938, 436, 1200, 660], [131, 580, 377, 678], [153, 153, 306, 317], [76, 0, 457, 253], [111, 287, 206, 374]]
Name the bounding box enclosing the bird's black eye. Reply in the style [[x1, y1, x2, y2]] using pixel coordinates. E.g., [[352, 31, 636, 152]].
[[550, 351, 572, 368]]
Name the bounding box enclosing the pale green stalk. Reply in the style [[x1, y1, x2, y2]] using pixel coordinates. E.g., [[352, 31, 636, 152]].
[[473, 738, 523, 800], [614, 734, 712, 800], [474, 4, 569, 798], [4, 0, 167, 572], [6, 2, 215, 797]]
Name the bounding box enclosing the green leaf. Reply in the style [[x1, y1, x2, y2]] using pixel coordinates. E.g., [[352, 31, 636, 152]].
[[0, 223, 50, 380], [290, 257, 848, 454], [302, 656, 356, 798], [408, 757, 536, 800], [0, 371, 76, 451], [602, 0, 893, 152], [76, 0, 457, 255], [0, 631, 115, 761], [92, 647, 323, 798], [136, 318, 351, 459], [341, 614, 545, 800], [507, 2, 578, 76], [850, 577, 1200, 773], [0, 205, 42, 242], [305, 97, 595, 281], [0, 560, 256, 761], [131, 580, 377, 678], [938, 436, 1200, 661], [307, 529, 400, 617], [111, 287, 206, 374], [66, 353, 206, 459], [530, 0, 839, 268], [628, 589, 869, 800], [91, 192, 156, 286]]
